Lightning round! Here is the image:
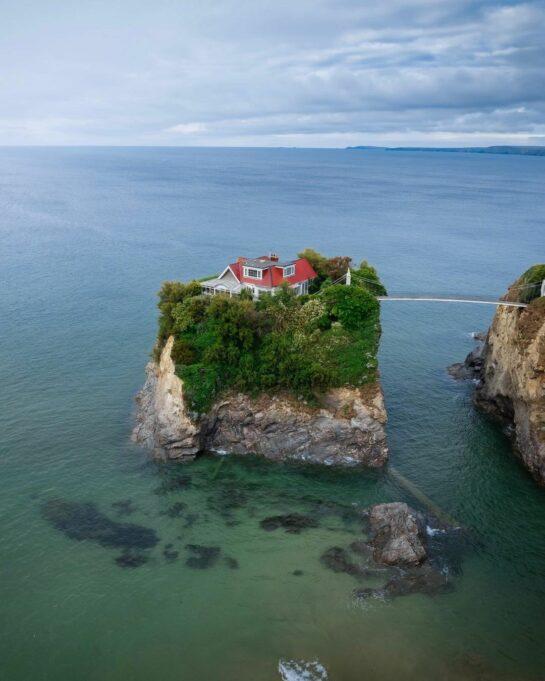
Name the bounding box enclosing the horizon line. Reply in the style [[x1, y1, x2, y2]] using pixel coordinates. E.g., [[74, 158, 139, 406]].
[[0, 143, 544, 150]]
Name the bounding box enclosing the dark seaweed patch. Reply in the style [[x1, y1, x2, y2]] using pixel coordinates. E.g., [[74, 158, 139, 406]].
[[185, 544, 221, 569], [115, 551, 149, 569], [206, 486, 248, 520], [292, 569, 304, 576], [354, 565, 454, 600], [319, 546, 377, 578], [111, 499, 137, 516], [161, 502, 187, 518], [154, 472, 192, 495], [42, 499, 159, 550], [260, 513, 319, 534], [349, 540, 372, 557], [223, 556, 239, 569], [301, 496, 362, 525], [163, 543, 179, 563], [183, 513, 199, 529]]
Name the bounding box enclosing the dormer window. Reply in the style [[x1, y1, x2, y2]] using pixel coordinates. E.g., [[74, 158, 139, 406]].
[[282, 265, 295, 277], [243, 266, 263, 280]]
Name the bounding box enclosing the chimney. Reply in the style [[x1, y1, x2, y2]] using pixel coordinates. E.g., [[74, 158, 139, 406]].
[[269, 252, 279, 262], [237, 256, 246, 264]]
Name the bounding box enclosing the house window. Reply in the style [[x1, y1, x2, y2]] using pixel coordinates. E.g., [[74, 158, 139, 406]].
[[283, 265, 295, 277], [243, 267, 263, 280]]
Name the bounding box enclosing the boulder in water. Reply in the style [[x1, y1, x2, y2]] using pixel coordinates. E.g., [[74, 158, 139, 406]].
[[367, 502, 427, 566]]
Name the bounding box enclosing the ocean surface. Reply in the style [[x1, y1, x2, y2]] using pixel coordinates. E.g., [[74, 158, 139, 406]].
[[1, 147, 544, 681]]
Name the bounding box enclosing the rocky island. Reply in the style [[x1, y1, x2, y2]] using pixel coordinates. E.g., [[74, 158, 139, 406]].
[[133, 250, 388, 467], [452, 265, 545, 484]]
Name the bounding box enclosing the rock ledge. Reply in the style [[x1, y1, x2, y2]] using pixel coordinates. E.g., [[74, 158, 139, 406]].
[[133, 336, 388, 467]]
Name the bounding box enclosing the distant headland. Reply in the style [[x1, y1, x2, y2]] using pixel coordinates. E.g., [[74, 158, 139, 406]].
[[346, 145, 545, 157]]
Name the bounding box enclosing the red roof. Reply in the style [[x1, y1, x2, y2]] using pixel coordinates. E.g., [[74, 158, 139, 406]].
[[228, 257, 317, 289]]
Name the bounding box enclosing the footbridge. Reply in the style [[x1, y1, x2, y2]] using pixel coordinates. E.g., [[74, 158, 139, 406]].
[[340, 270, 545, 308], [377, 295, 527, 308]]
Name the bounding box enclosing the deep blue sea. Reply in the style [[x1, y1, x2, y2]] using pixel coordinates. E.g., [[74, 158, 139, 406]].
[[1, 147, 545, 681]]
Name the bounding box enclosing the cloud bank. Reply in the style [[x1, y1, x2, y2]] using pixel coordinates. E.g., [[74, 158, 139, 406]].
[[1, 0, 544, 146]]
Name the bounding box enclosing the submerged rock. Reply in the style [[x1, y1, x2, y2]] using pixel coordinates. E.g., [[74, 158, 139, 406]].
[[163, 543, 179, 563], [320, 545, 386, 579], [111, 499, 137, 516], [320, 546, 367, 577], [42, 499, 159, 550], [223, 556, 239, 569], [348, 540, 372, 557], [206, 486, 248, 519], [161, 501, 187, 518], [115, 551, 149, 569], [182, 513, 199, 528], [355, 564, 453, 600], [367, 502, 427, 566], [185, 544, 221, 569], [260, 513, 319, 534], [154, 470, 192, 495], [133, 336, 388, 467], [320, 502, 459, 600]]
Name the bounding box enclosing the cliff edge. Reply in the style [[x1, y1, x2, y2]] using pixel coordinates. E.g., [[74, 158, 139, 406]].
[[457, 267, 545, 484], [133, 336, 388, 467], [474, 298, 545, 483]]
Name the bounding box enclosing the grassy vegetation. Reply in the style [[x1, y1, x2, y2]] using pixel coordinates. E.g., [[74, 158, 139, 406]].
[[155, 252, 386, 413], [507, 264, 545, 303]]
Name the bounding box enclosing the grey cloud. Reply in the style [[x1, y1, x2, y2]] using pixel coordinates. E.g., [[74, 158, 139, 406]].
[[0, 0, 544, 145]]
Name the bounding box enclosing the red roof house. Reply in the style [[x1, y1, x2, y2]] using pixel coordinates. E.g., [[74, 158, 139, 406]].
[[200, 253, 317, 298]]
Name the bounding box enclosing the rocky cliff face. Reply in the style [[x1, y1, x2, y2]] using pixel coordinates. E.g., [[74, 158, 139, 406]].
[[471, 298, 545, 484], [133, 335, 388, 467], [132, 336, 200, 461]]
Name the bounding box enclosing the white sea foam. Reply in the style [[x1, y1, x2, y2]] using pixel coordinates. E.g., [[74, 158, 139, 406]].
[[278, 659, 328, 680], [426, 525, 447, 537]]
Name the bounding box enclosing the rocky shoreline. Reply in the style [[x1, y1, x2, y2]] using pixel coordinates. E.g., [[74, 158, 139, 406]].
[[320, 501, 456, 601], [449, 299, 545, 485], [133, 335, 388, 467]]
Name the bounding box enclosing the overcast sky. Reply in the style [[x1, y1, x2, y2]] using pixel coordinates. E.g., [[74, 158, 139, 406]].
[[1, 0, 544, 146]]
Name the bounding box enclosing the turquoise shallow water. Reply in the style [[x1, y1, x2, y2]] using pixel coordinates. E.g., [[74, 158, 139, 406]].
[[1, 147, 545, 680]]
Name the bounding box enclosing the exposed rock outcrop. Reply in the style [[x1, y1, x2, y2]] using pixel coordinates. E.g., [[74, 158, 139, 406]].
[[447, 341, 484, 380], [133, 336, 388, 467], [318, 502, 457, 600], [452, 284, 545, 484], [474, 298, 545, 484], [132, 336, 200, 460], [366, 502, 427, 566]]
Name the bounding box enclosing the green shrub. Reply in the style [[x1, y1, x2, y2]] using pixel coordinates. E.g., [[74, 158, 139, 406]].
[[353, 261, 387, 296], [171, 338, 197, 365], [322, 284, 379, 330], [205, 297, 259, 364], [298, 249, 352, 282], [297, 248, 329, 277], [158, 251, 385, 409], [172, 295, 210, 333], [157, 280, 202, 341], [515, 265, 545, 303], [176, 362, 221, 413]]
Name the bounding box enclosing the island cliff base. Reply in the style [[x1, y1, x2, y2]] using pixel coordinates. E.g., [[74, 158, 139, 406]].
[[133, 336, 388, 467]]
